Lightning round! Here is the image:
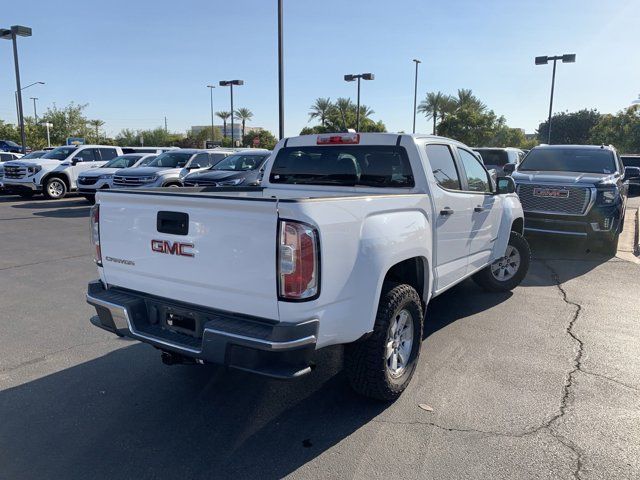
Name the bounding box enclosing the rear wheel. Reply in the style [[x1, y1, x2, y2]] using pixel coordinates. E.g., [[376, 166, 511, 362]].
[[345, 283, 423, 401], [473, 231, 531, 292], [43, 177, 67, 200]]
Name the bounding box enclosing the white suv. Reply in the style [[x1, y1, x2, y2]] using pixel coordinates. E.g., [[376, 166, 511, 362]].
[[3, 145, 123, 199]]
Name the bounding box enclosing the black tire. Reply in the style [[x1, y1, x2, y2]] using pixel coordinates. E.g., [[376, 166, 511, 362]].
[[345, 283, 424, 401], [18, 191, 35, 199], [43, 176, 68, 200], [473, 231, 531, 292], [82, 195, 96, 204], [164, 182, 181, 188]]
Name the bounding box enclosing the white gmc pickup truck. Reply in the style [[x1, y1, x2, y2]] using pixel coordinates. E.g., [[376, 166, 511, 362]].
[[87, 133, 530, 400]]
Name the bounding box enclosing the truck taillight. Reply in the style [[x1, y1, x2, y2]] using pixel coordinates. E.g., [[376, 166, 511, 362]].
[[90, 204, 102, 266], [317, 133, 360, 145], [278, 220, 319, 300]]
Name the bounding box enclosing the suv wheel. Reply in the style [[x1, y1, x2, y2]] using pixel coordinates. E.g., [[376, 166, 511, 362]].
[[345, 283, 423, 401], [43, 177, 68, 200], [473, 231, 531, 292]]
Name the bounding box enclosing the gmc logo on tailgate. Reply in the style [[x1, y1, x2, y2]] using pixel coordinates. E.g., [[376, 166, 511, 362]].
[[151, 239, 195, 258]]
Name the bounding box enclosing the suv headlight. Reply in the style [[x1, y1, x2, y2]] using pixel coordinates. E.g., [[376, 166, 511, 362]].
[[139, 175, 158, 183], [597, 187, 619, 205], [217, 178, 244, 186], [27, 165, 42, 175], [98, 174, 113, 180]]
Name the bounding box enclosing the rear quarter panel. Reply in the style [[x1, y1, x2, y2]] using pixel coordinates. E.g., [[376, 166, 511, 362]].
[[277, 195, 432, 348]]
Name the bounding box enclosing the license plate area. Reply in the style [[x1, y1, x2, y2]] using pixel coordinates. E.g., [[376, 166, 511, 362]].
[[152, 304, 204, 338]]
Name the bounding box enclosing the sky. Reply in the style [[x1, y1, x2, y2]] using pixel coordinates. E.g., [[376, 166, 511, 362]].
[[1, 0, 638, 139]]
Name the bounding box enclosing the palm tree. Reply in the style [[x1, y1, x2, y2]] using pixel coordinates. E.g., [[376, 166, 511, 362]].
[[308, 98, 333, 126], [89, 119, 105, 143], [357, 105, 375, 121], [334, 97, 354, 130], [418, 91, 449, 134], [455, 88, 486, 112], [216, 111, 231, 138], [234, 108, 254, 144]]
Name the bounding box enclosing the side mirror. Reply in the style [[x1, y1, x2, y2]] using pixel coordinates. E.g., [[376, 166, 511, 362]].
[[188, 163, 202, 169], [624, 166, 640, 180], [71, 157, 81, 165], [503, 163, 516, 175], [496, 176, 516, 195]]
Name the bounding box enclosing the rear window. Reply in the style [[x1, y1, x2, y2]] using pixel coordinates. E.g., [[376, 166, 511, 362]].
[[474, 149, 510, 167], [519, 148, 616, 174], [269, 146, 414, 188], [621, 156, 640, 168]]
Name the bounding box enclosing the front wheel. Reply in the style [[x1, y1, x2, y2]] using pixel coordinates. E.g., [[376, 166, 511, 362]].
[[43, 177, 68, 200], [473, 231, 531, 292], [345, 283, 424, 401]]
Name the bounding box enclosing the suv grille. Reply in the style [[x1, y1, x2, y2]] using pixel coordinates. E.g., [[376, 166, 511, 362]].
[[113, 175, 151, 187], [3, 165, 27, 179], [183, 178, 219, 187], [517, 184, 591, 215], [78, 176, 98, 185]]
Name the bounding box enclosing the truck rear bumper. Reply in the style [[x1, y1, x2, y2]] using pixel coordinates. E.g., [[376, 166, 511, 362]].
[[86, 280, 318, 379]]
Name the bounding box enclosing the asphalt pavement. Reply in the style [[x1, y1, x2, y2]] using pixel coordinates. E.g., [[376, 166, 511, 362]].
[[0, 193, 639, 480]]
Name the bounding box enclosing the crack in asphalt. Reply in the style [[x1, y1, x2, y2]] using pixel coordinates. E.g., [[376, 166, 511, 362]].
[[580, 369, 640, 393], [378, 261, 589, 478]]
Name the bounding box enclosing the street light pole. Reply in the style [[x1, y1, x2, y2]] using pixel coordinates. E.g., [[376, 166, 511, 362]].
[[219, 80, 244, 147], [1, 26, 33, 154], [344, 73, 375, 132], [412, 59, 421, 134], [207, 85, 215, 142], [31, 97, 38, 123], [42, 122, 52, 147], [277, 0, 284, 139], [535, 53, 576, 144]]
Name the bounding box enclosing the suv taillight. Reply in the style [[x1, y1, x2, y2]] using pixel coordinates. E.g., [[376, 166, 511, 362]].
[[90, 204, 102, 266], [278, 220, 319, 300]]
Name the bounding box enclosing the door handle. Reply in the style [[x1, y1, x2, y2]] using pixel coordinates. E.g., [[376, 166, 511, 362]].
[[474, 206, 485, 212], [440, 207, 454, 216]]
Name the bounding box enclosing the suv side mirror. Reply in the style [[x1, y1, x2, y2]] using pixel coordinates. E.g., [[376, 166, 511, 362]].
[[624, 166, 640, 180], [496, 176, 516, 195], [71, 157, 81, 165], [503, 163, 516, 175], [188, 163, 202, 169]]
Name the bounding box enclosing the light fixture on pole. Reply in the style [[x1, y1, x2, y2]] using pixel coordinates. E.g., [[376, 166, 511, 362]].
[[344, 73, 375, 132], [206, 85, 215, 142], [219, 80, 244, 146], [14, 81, 44, 125], [1, 25, 33, 154], [535, 53, 576, 144], [412, 59, 421, 134]]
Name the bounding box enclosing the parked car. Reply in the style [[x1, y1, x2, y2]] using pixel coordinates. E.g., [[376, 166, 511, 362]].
[[111, 149, 236, 188], [19, 150, 46, 160], [507, 145, 640, 253], [0, 140, 26, 153], [77, 153, 158, 203], [474, 147, 526, 175], [620, 154, 640, 191], [183, 149, 271, 187], [86, 132, 530, 401], [2, 145, 172, 200], [0, 152, 24, 191]]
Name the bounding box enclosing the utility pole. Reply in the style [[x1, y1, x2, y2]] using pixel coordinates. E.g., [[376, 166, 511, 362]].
[[164, 116, 168, 133], [535, 53, 576, 144], [412, 59, 421, 134], [31, 97, 38, 123], [277, 0, 284, 139]]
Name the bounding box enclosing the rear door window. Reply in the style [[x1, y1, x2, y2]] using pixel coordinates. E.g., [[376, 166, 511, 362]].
[[459, 148, 491, 193], [76, 149, 97, 162], [425, 144, 461, 190], [270, 146, 414, 187], [98, 148, 118, 161]]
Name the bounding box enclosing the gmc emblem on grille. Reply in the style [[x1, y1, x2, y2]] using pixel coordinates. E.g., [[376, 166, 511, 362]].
[[533, 187, 570, 198], [151, 239, 195, 257]]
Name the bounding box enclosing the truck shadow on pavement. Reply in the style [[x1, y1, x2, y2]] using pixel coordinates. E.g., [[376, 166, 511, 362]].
[[0, 281, 517, 479]]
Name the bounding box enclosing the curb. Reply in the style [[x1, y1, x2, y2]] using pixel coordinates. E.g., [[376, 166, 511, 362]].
[[616, 207, 640, 264]]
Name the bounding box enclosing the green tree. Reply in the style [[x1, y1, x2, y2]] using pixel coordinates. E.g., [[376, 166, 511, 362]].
[[243, 129, 278, 150], [437, 106, 504, 147], [89, 119, 105, 144], [418, 91, 452, 134], [308, 98, 333, 127], [216, 111, 231, 138], [234, 108, 254, 144], [537, 109, 601, 144], [590, 105, 640, 153], [39, 102, 92, 146]]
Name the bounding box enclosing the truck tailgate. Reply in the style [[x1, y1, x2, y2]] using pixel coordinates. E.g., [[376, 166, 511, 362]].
[[98, 191, 279, 320]]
